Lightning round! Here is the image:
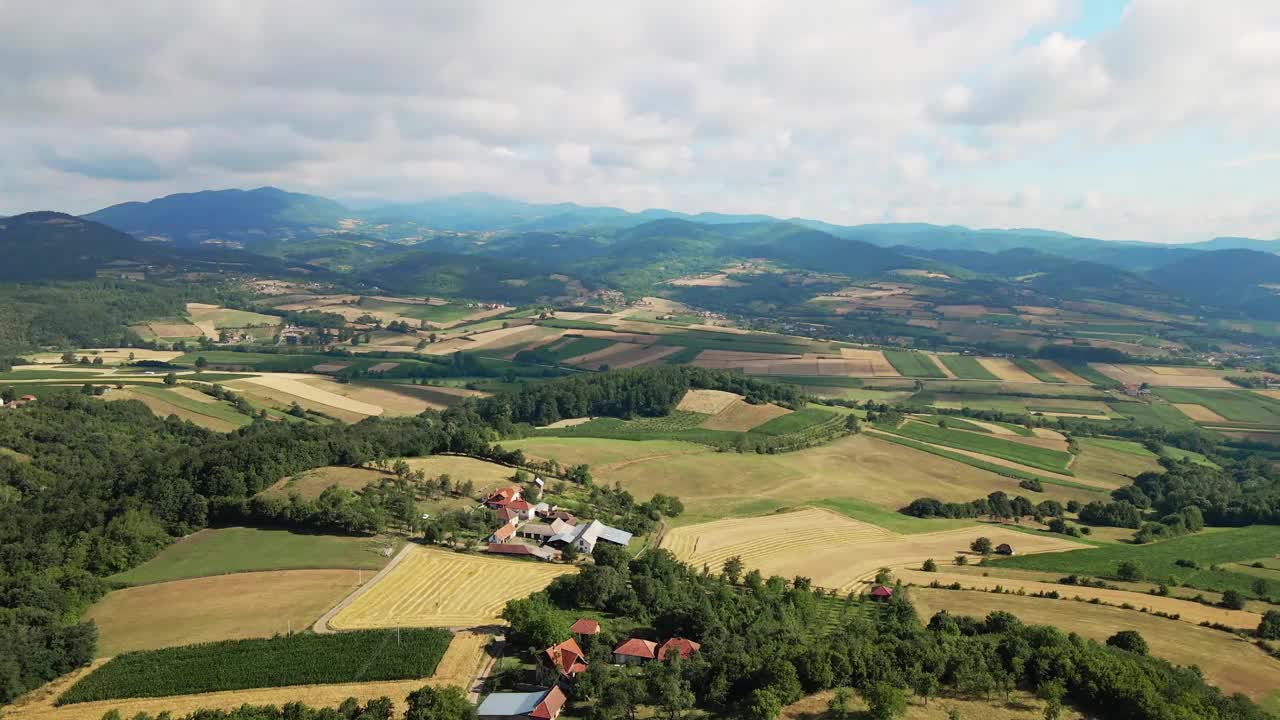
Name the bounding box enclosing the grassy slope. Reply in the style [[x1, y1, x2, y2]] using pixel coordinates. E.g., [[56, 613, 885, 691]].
[[1013, 358, 1064, 383], [883, 350, 947, 378], [884, 421, 1075, 474], [1152, 388, 1280, 426]]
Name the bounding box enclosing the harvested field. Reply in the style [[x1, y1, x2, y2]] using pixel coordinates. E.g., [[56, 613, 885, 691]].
[[400, 456, 517, 495], [108, 388, 246, 432], [662, 509, 1083, 593], [976, 358, 1041, 383], [666, 273, 746, 287], [1256, 389, 1280, 401], [366, 362, 400, 373], [837, 348, 899, 376], [167, 386, 218, 404], [1091, 363, 1234, 388], [562, 341, 673, 369], [311, 362, 352, 373], [86, 570, 367, 657], [1033, 359, 1090, 384], [233, 373, 383, 416], [296, 379, 442, 416], [927, 354, 956, 378], [676, 389, 742, 414], [6, 632, 489, 720], [262, 466, 388, 500], [1173, 403, 1228, 422], [539, 417, 596, 429], [896, 569, 1260, 630], [418, 324, 544, 355], [935, 304, 991, 318], [26, 349, 182, 365], [699, 401, 792, 432], [912, 588, 1280, 703], [329, 545, 574, 629], [143, 321, 205, 339]]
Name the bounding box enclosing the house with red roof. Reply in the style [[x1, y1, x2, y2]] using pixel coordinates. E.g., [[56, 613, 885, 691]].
[[477, 685, 566, 720], [612, 638, 658, 665], [543, 638, 588, 678], [569, 618, 600, 636], [488, 523, 517, 544], [657, 637, 701, 661], [484, 485, 523, 508], [869, 585, 894, 601]]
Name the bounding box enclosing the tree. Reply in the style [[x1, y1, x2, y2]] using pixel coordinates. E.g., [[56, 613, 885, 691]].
[[1116, 560, 1144, 582], [195, 356, 209, 369], [970, 537, 993, 555], [1106, 630, 1148, 654], [163, 372, 177, 386], [61, 351, 76, 363], [863, 682, 906, 720], [404, 685, 475, 720], [1252, 578, 1270, 599], [0, 386, 15, 403], [1258, 610, 1280, 640], [922, 558, 938, 572], [561, 543, 579, 562], [911, 669, 939, 705], [1038, 679, 1066, 720], [501, 596, 569, 650], [954, 554, 967, 566], [745, 688, 781, 720], [1221, 589, 1246, 610], [80, 383, 94, 395], [828, 687, 852, 718], [723, 555, 744, 584]]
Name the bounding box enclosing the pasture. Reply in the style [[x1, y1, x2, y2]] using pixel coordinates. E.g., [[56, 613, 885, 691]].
[[401, 455, 519, 494], [505, 434, 1092, 524], [911, 588, 1280, 705], [883, 350, 947, 378], [937, 355, 998, 380], [85, 570, 366, 656], [328, 545, 575, 629], [884, 420, 1075, 474], [662, 508, 1083, 593], [111, 527, 395, 585]]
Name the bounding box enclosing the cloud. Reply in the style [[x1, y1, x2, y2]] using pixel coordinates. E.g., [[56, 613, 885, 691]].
[[0, 1, 1278, 242]]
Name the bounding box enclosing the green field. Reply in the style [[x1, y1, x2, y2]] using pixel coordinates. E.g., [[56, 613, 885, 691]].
[[937, 355, 998, 380], [537, 318, 618, 331], [1107, 401, 1199, 430], [884, 420, 1075, 474], [1152, 388, 1280, 426], [883, 350, 947, 378], [111, 527, 394, 585], [913, 415, 994, 434], [1012, 359, 1065, 383], [751, 407, 841, 435], [773, 375, 865, 388], [996, 525, 1280, 596], [130, 386, 254, 428], [1060, 363, 1119, 387], [869, 431, 1100, 494], [546, 336, 615, 362], [58, 629, 452, 704]]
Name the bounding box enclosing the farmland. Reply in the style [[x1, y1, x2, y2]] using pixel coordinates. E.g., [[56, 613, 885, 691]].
[[881, 420, 1075, 474], [328, 545, 575, 629], [1152, 387, 1280, 426], [58, 629, 452, 703], [937, 355, 998, 380], [261, 466, 389, 500], [883, 350, 947, 378], [110, 528, 394, 585], [85, 570, 366, 656], [107, 386, 253, 432], [911, 589, 1280, 706]]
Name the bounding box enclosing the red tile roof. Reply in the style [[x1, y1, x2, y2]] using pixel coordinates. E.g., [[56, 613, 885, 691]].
[[613, 638, 657, 659], [506, 499, 533, 511], [491, 524, 516, 542], [869, 585, 894, 598], [529, 685, 566, 720], [569, 618, 600, 635], [657, 637, 701, 660], [496, 508, 519, 523], [544, 638, 587, 676], [487, 542, 535, 556]]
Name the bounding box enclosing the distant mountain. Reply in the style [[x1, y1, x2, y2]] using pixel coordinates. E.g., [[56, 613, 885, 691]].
[[0, 212, 164, 281], [85, 187, 348, 248], [1184, 236, 1280, 253], [1149, 249, 1280, 319]]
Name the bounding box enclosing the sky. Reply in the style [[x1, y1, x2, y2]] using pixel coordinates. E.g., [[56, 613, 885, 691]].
[[2, 0, 1279, 243]]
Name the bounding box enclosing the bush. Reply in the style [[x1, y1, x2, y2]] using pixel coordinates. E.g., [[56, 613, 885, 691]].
[[1107, 630, 1149, 655], [1221, 590, 1246, 610], [1259, 610, 1280, 640], [1115, 560, 1145, 582]]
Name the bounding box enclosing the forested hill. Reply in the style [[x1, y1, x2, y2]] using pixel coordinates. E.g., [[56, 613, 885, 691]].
[[0, 212, 157, 281]]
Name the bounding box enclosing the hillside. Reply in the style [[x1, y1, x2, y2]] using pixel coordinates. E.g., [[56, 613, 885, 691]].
[[1150, 249, 1280, 319], [85, 187, 348, 249], [0, 212, 166, 281]]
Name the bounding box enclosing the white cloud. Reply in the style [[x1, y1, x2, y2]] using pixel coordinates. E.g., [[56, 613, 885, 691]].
[[0, 1, 1278, 241]]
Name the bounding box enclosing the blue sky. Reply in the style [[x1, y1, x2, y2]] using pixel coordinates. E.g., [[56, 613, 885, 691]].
[[1, 0, 1277, 242]]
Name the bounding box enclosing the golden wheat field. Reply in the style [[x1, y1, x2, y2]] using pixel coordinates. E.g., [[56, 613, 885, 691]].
[[328, 546, 575, 629], [676, 389, 743, 414]]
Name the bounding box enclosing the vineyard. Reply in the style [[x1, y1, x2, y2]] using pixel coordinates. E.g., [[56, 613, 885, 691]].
[[58, 629, 452, 704]]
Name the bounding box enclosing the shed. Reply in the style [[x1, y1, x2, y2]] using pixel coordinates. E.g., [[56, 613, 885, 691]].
[[569, 618, 600, 636], [869, 585, 894, 601], [477, 686, 566, 720]]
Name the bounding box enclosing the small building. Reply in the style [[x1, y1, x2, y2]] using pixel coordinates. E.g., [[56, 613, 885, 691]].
[[869, 585, 894, 602], [19, 395, 35, 403], [569, 618, 600, 636], [505, 499, 535, 520], [543, 637, 588, 678], [496, 508, 520, 525], [538, 508, 577, 525], [477, 686, 566, 720], [487, 543, 560, 562], [657, 637, 701, 661], [488, 523, 517, 544], [546, 519, 633, 555], [995, 543, 1015, 556], [613, 638, 657, 665]]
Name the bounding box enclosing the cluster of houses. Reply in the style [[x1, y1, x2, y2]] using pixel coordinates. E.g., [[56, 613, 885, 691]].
[[1, 394, 36, 410], [477, 619, 701, 720], [483, 484, 632, 561]]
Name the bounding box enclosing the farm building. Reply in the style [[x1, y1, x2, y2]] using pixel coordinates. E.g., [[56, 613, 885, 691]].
[[519, 518, 576, 542], [539, 508, 578, 525], [547, 519, 632, 554], [543, 637, 588, 678], [488, 523, 517, 544], [485, 485, 524, 508], [497, 508, 520, 525], [487, 543, 561, 561], [477, 686, 566, 720], [570, 618, 600, 636], [995, 543, 1015, 556], [658, 637, 701, 660], [613, 638, 658, 665], [869, 585, 894, 601]]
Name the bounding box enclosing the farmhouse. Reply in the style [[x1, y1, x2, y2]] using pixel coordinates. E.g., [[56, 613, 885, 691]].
[[613, 638, 658, 665], [485, 485, 524, 508], [488, 523, 517, 544], [995, 543, 1015, 556], [487, 543, 561, 561], [518, 518, 575, 542], [658, 637, 701, 660], [543, 637, 588, 678], [569, 618, 600, 636], [477, 686, 566, 720], [546, 519, 633, 554], [869, 585, 894, 601]]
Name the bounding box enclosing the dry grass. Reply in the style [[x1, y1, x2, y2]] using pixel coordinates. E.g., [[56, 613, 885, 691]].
[[1033, 359, 1090, 384], [782, 689, 1083, 720], [1173, 403, 1228, 422], [329, 546, 574, 629], [911, 588, 1280, 702], [1091, 363, 1234, 388], [700, 401, 792, 431], [297, 378, 438, 416], [233, 374, 383, 416], [977, 358, 1041, 383], [935, 304, 991, 318], [418, 325, 543, 355], [400, 456, 518, 495], [838, 348, 900, 376], [167, 386, 218, 404], [84, 570, 366, 657], [7, 632, 490, 720], [666, 273, 746, 287], [108, 389, 240, 432], [663, 509, 1083, 593], [676, 389, 743, 414], [262, 466, 388, 500]]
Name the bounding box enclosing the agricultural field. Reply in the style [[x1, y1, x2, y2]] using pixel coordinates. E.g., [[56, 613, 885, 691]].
[[995, 525, 1280, 596], [882, 420, 1075, 474], [58, 629, 452, 704], [976, 358, 1042, 383], [111, 528, 395, 585], [698, 399, 792, 431], [882, 350, 947, 378], [400, 455, 521, 494], [936, 355, 998, 380], [1070, 437, 1165, 487], [85, 570, 366, 656], [328, 545, 575, 629], [1011, 358, 1064, 383], [107, 385, 253, 432], [506, 434, 1095, 523], [662, 508, 1083, 593], [1153, 387, 1280, 426], [261, 466, 389, 500], [911, 589, 1280, 707], [1091, 363, 1235, 388], [782, 689, 1085, 720], [185, 303, 282, 337]]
